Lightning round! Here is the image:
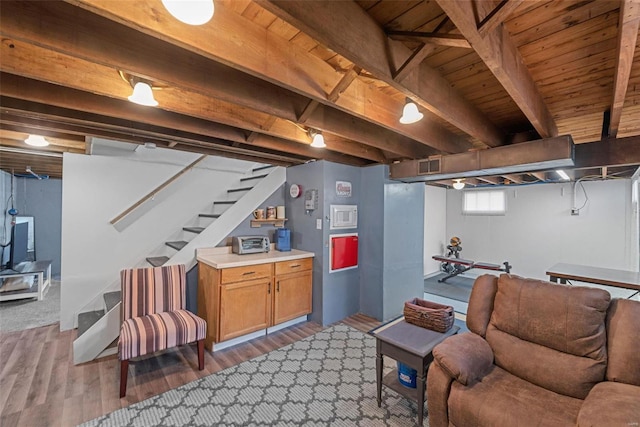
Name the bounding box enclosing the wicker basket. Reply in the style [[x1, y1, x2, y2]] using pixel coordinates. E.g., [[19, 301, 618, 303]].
[[403, 298, 454, 333]]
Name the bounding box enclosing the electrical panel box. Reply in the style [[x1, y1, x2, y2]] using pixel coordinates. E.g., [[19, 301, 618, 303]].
[[304, 189, 318, 211], [330, 233, 358, 272]]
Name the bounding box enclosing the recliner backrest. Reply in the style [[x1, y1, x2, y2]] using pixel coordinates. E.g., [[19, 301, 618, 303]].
[[476, 274, 611, 399], [121, 264, 187, 321]]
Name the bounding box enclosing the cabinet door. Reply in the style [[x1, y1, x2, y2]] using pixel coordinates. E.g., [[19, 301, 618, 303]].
[[273, 270, 312, 325], [219, 278, 271, 341]]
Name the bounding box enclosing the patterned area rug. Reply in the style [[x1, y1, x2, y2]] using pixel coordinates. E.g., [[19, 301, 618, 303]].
[[81, 324, 428, 426]]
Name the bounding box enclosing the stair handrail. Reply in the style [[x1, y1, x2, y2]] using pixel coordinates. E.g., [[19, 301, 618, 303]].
[[110, 155, 207, 226]]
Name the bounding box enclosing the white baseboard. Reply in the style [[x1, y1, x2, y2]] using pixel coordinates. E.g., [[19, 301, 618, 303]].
[[212, 315, 308, 352]]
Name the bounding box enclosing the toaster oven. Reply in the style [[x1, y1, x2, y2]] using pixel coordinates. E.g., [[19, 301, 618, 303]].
[[232, 236, 270, 254]]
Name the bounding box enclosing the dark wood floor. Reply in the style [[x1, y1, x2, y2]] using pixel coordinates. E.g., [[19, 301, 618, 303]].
[[0, 314, 381, 427]]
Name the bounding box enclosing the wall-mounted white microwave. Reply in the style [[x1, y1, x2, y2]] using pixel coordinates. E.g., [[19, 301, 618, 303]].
[[330, 204, 358, 230]]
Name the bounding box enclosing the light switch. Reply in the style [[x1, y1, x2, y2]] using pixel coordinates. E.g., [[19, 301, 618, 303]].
[[316, 219, 322, 230]]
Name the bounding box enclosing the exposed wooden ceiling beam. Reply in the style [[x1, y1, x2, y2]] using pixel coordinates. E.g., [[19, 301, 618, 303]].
[[386, 31, 471, 48], [1, 98, 373, 167], [0, 2, 431, 161], [68, 0, 467, 154], [0, 111, 309, 166], [436, 0, 558, 139], [530, 171, 546, 181], [257, 0, 504, 147], [393, 44, 438, 82], [502, 174, 524, 184], [477, 0, 525, 37], [608, 0, 640, 138], [476, 176, 502, 185], [0, 70, 385, 163]]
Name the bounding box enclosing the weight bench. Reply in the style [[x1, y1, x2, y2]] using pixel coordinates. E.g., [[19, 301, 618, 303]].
[[432, 255, 512, 283]]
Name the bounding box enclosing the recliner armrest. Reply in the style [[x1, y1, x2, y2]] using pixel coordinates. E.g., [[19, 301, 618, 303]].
[[432, 332, 494, 386]]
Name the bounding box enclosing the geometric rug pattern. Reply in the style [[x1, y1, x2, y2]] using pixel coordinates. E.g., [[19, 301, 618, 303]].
[[80, 324, 428, 426]]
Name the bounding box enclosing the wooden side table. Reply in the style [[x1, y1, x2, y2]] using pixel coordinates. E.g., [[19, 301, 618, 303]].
[[370, 318, 459, 426]]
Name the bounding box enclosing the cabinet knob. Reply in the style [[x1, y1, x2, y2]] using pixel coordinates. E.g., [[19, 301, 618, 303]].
[[277, 281, 280, 292], [291, 264, 301, 268], [243, 271, 256, 276], [268, 282, 271, 294]]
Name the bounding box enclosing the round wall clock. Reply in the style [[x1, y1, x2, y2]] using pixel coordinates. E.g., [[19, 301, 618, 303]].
[[289, 184, 301, 198]]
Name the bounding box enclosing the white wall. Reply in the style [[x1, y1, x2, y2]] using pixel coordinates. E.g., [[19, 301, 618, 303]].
[[442, 180, 636, 282], [60, 149, 259, 330], [424, 185, 447, 276]]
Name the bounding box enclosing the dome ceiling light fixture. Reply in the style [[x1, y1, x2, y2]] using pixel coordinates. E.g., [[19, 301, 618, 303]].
[[128, 81, 158, 107], [452, 179, 465, 190], [399, 98, 424, 124], [309, 129, 326, 148], [162, 0, 215, 26], [120, 71, 159, 107], [24, 135, 50, 147]]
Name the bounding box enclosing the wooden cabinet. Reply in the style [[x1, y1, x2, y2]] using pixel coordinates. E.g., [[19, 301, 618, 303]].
[[198, 256, 313, 351], [273, 259, 313, 325], [219, 278, 271, 341]]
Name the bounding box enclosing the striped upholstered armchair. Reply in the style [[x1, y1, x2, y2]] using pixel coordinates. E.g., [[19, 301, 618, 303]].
[[118, 264, 207, 397]]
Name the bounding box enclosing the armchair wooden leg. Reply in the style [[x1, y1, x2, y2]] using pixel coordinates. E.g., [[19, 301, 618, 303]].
[[197, 339, 205, 370], [120, 359, 129, 398]]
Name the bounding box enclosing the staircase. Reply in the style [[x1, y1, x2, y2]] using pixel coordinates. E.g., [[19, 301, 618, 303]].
[[72, 164, 285, 364]]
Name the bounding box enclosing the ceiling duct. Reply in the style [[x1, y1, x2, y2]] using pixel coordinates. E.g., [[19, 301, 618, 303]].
[[390, 136, 575, 182]]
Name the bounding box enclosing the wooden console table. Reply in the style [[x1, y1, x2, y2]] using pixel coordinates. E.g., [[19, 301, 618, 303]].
[[546, 263, 640, 293], [370, 318, 459, 426], [0, 260, 52, 301]]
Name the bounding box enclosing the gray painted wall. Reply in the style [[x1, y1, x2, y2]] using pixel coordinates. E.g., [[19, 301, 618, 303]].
[[11, 177, 63, 277], [0, 171, 13, 268], [359, 166, 385, 320], [382, 180, 425, 320], [322, 162, 361, 325], [286, 161, 423, 326], [357, 166, 425, 322], [286, 161, 325, 324]]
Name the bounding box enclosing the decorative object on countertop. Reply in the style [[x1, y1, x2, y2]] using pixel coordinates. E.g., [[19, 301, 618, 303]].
[[266, 206, 276, 219], [403, 298, 454, 333]]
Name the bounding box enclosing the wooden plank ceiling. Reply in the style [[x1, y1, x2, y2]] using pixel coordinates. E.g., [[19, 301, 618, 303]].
[[1, 0, 639, 185]]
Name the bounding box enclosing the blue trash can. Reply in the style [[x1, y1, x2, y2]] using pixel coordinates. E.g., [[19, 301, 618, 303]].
[[397, 362, 417, 388]]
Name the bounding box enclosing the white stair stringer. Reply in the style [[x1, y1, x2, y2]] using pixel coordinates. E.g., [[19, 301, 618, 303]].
[[167, 166, 286, 270], [71, 166, 285, 364], [73, 303, 121, 365]]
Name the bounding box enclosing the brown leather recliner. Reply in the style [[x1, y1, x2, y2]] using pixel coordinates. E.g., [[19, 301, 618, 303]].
[[427, 274, 640, 427]]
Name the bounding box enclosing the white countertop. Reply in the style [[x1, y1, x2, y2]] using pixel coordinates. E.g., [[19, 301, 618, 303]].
[[197, 246, 314, 269]]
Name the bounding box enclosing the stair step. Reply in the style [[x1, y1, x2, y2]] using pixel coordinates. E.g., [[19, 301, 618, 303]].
[[183, 226, 205, 234], [147, 256, 169, 267], [227, 186, 254, 193], [77, 310, 105, 338], [198, 213, 221, 218], [240, 173, 268, 182], [166, 240, 188, 250], [104, 291, 121, 312], [213, 201, 236, 205], [252, 165, 273, 172]]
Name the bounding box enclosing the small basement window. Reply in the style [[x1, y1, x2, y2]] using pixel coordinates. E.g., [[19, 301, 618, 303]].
[[463, 190, 506, 215]]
